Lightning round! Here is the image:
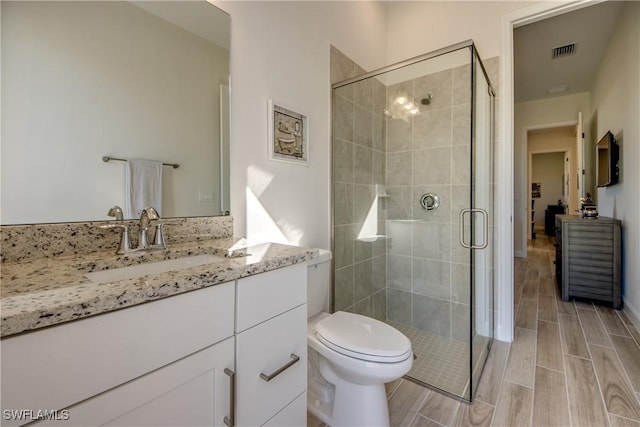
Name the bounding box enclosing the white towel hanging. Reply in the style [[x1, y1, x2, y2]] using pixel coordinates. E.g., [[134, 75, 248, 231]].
[[124, 158, 163, 219]]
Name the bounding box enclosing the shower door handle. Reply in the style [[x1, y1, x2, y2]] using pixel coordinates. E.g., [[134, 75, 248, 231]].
[[459, 208, 489, 249]]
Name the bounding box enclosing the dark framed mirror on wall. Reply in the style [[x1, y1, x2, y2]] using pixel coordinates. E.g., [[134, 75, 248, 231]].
[[596, 131, 619, 187]]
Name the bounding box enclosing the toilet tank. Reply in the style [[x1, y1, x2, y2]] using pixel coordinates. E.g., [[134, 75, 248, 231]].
[[307, 249, 332, 318]]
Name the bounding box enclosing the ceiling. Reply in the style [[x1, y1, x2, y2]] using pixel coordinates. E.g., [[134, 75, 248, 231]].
[[514, 1, 624, 103], [130, 1, 230, 50]]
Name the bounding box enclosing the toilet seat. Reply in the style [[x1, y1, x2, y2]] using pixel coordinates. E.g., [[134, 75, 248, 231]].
[[315, 311, 412, 363]]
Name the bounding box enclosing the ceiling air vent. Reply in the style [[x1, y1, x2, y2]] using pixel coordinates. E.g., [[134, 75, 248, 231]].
[[552, 43, 576, 59]]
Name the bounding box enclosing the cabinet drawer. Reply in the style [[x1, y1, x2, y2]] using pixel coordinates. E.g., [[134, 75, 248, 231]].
[[236, 262, 307, 332], [1, 282, 235, 424], [236, 304, 307, 427], [263, 391, 306, 427]]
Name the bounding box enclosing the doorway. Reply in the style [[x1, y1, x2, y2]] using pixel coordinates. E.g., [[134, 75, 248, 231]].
[[526, 125, 576, 240]]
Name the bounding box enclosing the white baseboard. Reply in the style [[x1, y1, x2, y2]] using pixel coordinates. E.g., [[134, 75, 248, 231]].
[[622, 297, 640, 330], [514, 250, 527, 258]]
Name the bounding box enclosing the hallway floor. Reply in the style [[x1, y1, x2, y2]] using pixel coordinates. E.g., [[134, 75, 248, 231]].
[[309, 238, 640, 426]]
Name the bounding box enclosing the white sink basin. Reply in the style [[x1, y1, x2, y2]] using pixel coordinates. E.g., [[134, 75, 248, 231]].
[[84, 254, 227, 284]]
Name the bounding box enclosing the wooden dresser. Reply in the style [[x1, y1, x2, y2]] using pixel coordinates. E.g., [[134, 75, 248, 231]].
[[555, 215, 622, 309]]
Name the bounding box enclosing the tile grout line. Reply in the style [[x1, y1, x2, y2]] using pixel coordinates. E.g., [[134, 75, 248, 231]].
[[576, 299, 612, 427], [408, 389, 431, 427], [606, 323, 640, 408], [594, 303, 640, 405], [529, 269, 540, 427]]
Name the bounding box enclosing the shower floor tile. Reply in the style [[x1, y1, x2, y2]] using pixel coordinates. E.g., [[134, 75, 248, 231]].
[[389, 321, 488, 398]]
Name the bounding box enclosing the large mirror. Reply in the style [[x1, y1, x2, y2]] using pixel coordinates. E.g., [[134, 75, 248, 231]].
[[1, 1, 230, 225]]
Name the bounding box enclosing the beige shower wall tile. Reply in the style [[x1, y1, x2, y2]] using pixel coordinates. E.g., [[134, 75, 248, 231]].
[[413, 147, 452, 185], [452, 64, 471, 106], [412, 257, 450, 299], [387, 151, 413, 186], [452, 103, 471, 146], [334, 265, 354, 311], [333, 138, 353, 183], [330, 45, 357, 85], [451, 145, 470, 186], [354, 104, 373, 148], [413, 107, 452, 149], [414, 69, 452, 111], [387, 186, 413, 220], [333, 182, 353, 226], [353, 144, 373, 184], [412, 222, 450, 261], [333, 94, 354, 141]]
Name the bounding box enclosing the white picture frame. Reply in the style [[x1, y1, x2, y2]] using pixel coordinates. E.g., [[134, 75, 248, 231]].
[[267, 99, 309, 164]]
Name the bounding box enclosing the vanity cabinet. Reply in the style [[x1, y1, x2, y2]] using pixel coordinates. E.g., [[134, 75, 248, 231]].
[[235, 263, 307, 426], [555, 215, 622, 308], [1, 262, 309, 427], [2, 281, 236, 427]]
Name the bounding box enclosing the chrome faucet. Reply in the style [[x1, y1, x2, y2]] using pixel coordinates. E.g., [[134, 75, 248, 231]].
[[107, 206, 124, 221], [100, 206, 131, 254], [137, 207, 160, 250], [101, 206, 167, 254]]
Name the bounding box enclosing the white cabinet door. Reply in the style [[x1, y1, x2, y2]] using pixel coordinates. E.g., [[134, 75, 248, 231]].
[[236, 304, 307, 427], [36, 338, 235, 427]]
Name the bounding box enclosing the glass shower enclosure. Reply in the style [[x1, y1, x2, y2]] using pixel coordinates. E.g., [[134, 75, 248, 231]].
[[331, 40, 495, 401]]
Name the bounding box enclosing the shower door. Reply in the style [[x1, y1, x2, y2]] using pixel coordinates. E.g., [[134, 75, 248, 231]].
[[331, 41, 495, 401], [468, 47, 495, 400]]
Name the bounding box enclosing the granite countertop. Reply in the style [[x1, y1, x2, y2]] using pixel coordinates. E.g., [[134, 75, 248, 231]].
[[1, 238, 318, 337]]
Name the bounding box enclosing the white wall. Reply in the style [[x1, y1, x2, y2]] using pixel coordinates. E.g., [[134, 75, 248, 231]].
[[215, 1, 387, 249], [590, 1, 640, 325], [514, 92, 590, 254], [385, 1, 537, 62], [1, 2, 228, 224]]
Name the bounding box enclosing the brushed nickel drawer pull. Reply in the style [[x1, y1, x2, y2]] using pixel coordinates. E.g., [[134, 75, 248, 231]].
[[259, 354, 300, 382], [223, 368, 235, 427]]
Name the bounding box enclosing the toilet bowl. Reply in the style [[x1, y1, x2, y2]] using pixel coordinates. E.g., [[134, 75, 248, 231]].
[[307, 251, 413, 427]]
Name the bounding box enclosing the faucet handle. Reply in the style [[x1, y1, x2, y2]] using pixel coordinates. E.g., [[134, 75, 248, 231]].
[[107, 206, 124, 221], [99, 224, 132, 255], [152, 222, 167, 249]]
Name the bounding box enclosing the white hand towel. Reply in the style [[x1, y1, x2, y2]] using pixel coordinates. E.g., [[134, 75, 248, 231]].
[[124, 158, 163, 219]]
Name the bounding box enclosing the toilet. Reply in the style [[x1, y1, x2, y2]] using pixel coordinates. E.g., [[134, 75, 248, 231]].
[[307, 250, 413, 427]]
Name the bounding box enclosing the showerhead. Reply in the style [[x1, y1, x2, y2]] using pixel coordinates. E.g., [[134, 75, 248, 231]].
[[420, 92, 433, 105]]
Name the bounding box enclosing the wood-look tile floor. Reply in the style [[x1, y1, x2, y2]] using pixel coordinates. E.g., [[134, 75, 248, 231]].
[[309, 238, 640, 426]]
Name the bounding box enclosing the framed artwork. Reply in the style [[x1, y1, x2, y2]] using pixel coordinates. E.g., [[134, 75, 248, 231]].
[[531, 182, 541, 198], [268, 99, 308, 164]]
